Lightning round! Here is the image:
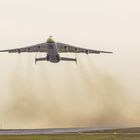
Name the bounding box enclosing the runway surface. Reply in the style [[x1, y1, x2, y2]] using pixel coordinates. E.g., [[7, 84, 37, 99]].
[[1, 127, 140, 135], [0, 128, 110, 135]]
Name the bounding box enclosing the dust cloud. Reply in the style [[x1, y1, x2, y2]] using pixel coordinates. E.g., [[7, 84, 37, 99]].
[[1, 55, 137, 128]]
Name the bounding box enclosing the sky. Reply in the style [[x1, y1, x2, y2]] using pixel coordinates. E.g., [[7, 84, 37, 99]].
[[0, 0, 140, 129]]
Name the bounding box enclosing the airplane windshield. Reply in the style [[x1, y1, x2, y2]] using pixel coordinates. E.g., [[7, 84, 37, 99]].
[[47, 37, 55, 43]]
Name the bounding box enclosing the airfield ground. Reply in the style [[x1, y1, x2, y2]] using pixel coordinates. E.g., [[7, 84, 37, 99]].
[[0, 127, 140, 140], [1, 133, 140, 140]]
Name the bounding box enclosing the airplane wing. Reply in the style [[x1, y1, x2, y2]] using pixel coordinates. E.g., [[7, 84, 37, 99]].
[[0, 43, 47, 53], [57, 42, 113, 54]]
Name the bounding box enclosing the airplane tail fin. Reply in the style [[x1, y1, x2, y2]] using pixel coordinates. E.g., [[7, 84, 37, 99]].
[[35, 57, 38, 64]]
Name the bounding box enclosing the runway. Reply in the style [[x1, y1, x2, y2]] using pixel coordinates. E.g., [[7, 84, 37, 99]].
[[1, 127, 140, 135], [0, 128, 110, 135]]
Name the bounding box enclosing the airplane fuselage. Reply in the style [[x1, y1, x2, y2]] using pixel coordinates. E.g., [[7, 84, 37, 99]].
[[35, 37, 77, 63], [46, 42, 60, 63]]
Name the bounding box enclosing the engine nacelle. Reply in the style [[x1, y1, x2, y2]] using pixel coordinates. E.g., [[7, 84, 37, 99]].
[[85, 50, 89, 54], [64, 46, 68, 52], [18, 49, 21, 54], [75, 48, 78, 52]]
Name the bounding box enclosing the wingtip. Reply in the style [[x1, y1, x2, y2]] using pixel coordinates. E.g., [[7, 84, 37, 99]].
[[0, 50, 8, 52], [105, 51, 113, 54]]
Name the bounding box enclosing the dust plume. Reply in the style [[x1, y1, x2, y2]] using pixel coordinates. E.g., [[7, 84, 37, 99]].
[[3, 55, 44, 128], [67, 56, 127, 127], [2, 55, 136, 128]]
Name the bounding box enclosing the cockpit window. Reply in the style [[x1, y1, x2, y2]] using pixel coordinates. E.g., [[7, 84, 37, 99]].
[[47, 37, 55, 43]]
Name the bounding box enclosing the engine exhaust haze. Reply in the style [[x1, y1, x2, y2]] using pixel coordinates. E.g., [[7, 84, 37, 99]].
[[0, 55, 139, 129]]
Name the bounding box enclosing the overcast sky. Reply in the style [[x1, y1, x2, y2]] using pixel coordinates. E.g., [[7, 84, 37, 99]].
[[0, 0, 140, 128]]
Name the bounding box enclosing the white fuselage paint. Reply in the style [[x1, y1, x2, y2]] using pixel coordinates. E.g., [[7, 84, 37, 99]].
[[46, 42, 60, 63]]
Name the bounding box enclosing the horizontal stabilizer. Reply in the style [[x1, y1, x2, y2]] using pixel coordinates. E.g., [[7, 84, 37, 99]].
[[60, 57, 77, 63], [35, 57, 47, 64]]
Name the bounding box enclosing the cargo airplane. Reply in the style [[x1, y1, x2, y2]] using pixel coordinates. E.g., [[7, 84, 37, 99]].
[[0, 36, 113, 63]]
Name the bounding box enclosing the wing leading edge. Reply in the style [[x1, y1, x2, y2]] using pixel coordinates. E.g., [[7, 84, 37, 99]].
[[0, 43, 47, 53], [57, 42, 113, 54]]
